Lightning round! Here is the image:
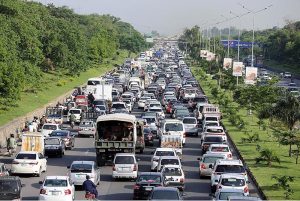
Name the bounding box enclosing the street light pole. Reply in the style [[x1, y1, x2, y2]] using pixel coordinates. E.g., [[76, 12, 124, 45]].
[[221, 14, 231, 58]]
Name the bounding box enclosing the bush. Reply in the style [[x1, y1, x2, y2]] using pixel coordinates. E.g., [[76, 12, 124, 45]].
[[56, 80, 67, 86]]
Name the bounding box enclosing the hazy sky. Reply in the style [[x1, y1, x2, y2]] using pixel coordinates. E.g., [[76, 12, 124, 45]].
[[33, 0, 300, 35]]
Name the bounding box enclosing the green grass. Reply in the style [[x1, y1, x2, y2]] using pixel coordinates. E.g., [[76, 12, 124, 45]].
[[0, 50, 130, 127], [193, 67, 300, 200], [264, 60, 300, 75]]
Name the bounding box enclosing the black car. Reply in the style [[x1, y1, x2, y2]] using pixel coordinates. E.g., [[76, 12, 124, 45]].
[[44, 137, 65, 157], [148, 187, 183, 200], [0, 176, 25, 200], [49, 130, 75, 150], [144, 128, 154, 146], [133, 172, 164, 200]]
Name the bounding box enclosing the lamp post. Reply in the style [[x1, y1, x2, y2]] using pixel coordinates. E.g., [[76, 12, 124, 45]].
[[221, 14, 231, 58], [239, 4, 273, 66]]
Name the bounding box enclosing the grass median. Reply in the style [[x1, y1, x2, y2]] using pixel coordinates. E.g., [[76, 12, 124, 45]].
[[0, 50, 130, 127], [193, 67, 300, 200]]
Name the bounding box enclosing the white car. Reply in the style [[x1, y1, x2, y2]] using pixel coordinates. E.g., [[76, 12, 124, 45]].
[[39, 176, 75, 201], [151, 148, 177, 171], [206, 144, 232, 159], [211, 159, 248, 193], [157, 156, 182, 172], [161, 165, 185, 191], [197, 153, 226, 178], [11, 151, 47, 177], [215, 174, 250, 196], [138, 96, 151, 108], [148, 106, 165, 119], [112, 153, 138, 180], [123, 99, 133, 113], [68, 161, 100, 186], [41, 123, 60, 137]]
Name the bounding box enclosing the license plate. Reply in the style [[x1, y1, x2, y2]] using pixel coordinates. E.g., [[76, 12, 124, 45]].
[[145, 187, 153, 191], [51, 191, 60, 196], [76, 174, 85, 178]]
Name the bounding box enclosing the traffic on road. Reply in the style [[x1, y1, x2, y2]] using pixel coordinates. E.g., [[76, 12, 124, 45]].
[[1, 42, 262, 200]]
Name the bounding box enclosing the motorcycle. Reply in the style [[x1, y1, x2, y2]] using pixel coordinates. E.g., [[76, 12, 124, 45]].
[[85, 191, 96, 200]]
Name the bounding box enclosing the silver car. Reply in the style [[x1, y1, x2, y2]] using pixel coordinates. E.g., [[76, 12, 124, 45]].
[[197, 153, 226, 178], [78, 121, 96, 138], [182, 117, 199, 136], [68, 161, 100, 186]]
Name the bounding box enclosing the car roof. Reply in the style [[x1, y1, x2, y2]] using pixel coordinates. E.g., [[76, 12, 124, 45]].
[[227, 196, 261, 201], [210, 144, 229, 147], [115, 153, 135, 157], [17, 151, 38, 154], [216, 159, 243, 165], [71, 161, 94, 165], [138, 172, 162, 176], [217, 188, 245, 193], [220, 173, 246, 179], [45, 176, 69, 180], [153, 186, 179, 191], [162, 164, 182, 169], [164, 119, 183, 123], [203, 153, 227, 158], [205, 126, 224, 129], [0, 176, 21, 181], [155, 148, 175, 152], [159, 156, 179, 159]]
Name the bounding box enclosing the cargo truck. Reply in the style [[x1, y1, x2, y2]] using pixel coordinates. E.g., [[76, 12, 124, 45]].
[[95, 113, 139, 166], [21, 133, 44, 155]]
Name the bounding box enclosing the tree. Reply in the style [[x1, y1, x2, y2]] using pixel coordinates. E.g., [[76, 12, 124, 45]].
[[272, 175, 294, 199], [255, 148, 280, 167]]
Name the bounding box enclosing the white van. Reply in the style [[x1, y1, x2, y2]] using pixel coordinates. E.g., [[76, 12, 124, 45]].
[[159, 119, 186, 145], [68, 108, 82, 123], [112, 153, 138, 179]]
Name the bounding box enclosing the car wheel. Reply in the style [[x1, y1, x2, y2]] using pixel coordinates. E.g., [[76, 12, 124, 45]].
[[139, 149, 144, 154], [43, 165, 47, 173]]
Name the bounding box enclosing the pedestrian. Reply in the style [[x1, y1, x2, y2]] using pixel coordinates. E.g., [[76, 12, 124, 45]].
[[6, 134, 16, 155]]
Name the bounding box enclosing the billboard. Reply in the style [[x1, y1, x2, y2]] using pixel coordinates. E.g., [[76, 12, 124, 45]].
[[245, 67, 258, 84], [200, 50, 208, 58], [223, 58, 232, 70], [206, 52, 216, 61], [221, 40, 257, 48], [232, 62, 244, 76]]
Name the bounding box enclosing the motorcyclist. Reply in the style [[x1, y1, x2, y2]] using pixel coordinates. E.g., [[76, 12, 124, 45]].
[[82, 175, 98, 199]]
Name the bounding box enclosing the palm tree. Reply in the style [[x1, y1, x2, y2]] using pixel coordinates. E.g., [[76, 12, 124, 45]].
[[255, 148, 280, 167], [272, 175, 294, 199]]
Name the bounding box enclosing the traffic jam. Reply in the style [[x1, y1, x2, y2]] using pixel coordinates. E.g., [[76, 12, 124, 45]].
[[0, 42, 261, 201]]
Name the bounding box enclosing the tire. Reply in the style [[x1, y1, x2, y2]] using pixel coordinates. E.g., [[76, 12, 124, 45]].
[[139, 149, 144, 154]]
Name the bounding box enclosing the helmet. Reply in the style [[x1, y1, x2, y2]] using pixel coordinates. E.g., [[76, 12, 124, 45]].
[[10, 134, 14, 137], [86, 175, 90, 180]]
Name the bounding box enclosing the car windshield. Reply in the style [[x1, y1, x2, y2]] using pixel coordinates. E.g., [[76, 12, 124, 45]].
[[0, 180, 19, 193], [206, 128, 224, 133], [112, 104, 126, 109], [219, 192, 244, 200], [151, 190, 179, 200], [155, 151, 175, 157], [165, 123, 183, 131], [44, 179, 68, 187], [211, 146, 229, 152], [161, 159, 179, 166], [206, 117, 218, 121], [112, 91, 118, 95], [203, 156, 225, 163], [204, 137, 223, 142], [69, 110, 81, 114], [163, 167, 182, 176], [205, 122, 219, 127], [137, 175, 161, 183], [71, 164, 92, 173], [80, 122, 93, 127], [215, 165, 246, 173], [16, 153, 36, 160], [95, 106, 106, 110], [144, 117, 156, 123], [183, 118, 196, 124], [43, 125, 57, 130], [115, 156, 134, 164], [51, 131, 68, 137], [221, 178, 245, 187], [45, 138, 60, 145]]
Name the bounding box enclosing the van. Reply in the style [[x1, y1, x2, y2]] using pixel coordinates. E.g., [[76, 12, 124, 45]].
[[0, 176, 25, 200], [112, 153, 138, 180], [68, 108, 82, 123]]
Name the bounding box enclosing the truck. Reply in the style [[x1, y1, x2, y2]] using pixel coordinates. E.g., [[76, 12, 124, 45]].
[[95, 113, 139, 166], [85, 77, 113, 101], [129, 77, 144, 90], [21, 133, 45, 155], [160, 134, 183, 159]]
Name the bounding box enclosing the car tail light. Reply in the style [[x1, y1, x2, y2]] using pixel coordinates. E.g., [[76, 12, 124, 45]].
[[200, 163, 206, 169], [64, 189, 72, 195], [133, 164, 137, 171], [133, 184, 140, 190], [244, 186, 249, 193], [180, 178, 184, 183], [227, 153, 232, 158], [12, 161, 19, 164], [112, 164, 116, 171], [0, 173, 5, 176], [29, 162, 38, 165], [40, 189, 46, 194]]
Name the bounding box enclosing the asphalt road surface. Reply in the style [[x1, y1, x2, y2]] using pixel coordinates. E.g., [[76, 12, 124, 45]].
[[0, 102, 260, 200]]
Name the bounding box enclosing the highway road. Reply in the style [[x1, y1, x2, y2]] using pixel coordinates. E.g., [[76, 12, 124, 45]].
[[0, 104, 260, 200]]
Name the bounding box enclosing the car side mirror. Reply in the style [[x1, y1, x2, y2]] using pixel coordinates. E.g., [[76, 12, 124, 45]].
[[39, 181, 43, 184], [209, 164, 213, 169]]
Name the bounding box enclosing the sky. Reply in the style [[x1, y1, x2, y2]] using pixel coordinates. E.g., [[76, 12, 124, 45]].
[[32, 0, 300, 36]]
